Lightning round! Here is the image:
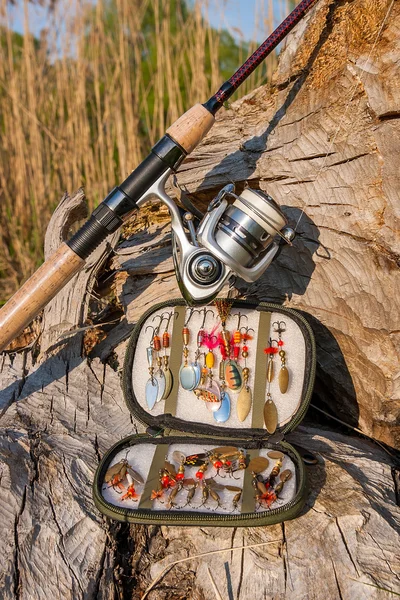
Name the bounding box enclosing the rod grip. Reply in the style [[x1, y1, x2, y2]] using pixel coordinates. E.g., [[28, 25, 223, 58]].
[[166, 104, 215, 153], [0, 243, 84, 352]]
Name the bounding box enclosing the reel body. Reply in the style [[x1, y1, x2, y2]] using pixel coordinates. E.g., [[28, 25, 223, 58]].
[[136, 172, 293, 305]]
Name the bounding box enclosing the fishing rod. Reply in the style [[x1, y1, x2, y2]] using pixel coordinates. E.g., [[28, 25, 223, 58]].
[[0, 0, 318, 352]]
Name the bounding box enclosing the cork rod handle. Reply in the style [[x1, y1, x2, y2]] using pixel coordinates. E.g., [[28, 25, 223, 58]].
[[0, 243, 84, 352], [167, 104, 215, 154]]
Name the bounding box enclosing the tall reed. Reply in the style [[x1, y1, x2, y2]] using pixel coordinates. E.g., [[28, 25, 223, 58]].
[[0, 0, 293, 301]]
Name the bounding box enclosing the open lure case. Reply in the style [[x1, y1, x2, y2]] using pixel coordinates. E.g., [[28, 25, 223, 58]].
[[93, 299, 316, 527]]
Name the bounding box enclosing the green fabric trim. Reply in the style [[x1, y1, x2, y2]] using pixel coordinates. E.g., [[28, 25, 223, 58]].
[[163, 306, 186, 416], [240, 449, 258, 514], [252, 311, 271, 428], [138, 444, 168, 509]]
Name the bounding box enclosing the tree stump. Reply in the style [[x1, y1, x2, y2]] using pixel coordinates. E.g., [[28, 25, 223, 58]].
[[0, 0, 399, 598]]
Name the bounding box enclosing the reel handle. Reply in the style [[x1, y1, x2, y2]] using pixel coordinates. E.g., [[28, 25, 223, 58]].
[[0, 243, 84, 352]]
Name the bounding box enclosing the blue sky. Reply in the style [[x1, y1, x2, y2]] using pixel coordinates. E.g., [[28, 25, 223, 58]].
[[5, 0, 289, 43]]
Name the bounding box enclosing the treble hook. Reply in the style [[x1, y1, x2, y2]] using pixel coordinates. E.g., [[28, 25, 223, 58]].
[[159, 311, 175, 332], [184, 307, 197, 327], [145, 325, 157, 342], [195, 307, 215, 329], [151, 314, 165, 335], [235, 312, 248, 330], [272, 321, 286, 334]]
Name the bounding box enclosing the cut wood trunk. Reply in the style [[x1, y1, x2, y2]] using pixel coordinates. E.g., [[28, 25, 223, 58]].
[[0, 1, 399, 599]]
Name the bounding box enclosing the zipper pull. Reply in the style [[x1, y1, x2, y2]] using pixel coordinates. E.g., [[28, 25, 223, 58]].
[[146, 426, 165, 438], [267, 432, 284, 444]]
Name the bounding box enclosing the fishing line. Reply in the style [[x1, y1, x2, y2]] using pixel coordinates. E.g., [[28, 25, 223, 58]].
[[292, 0, 395, 234]]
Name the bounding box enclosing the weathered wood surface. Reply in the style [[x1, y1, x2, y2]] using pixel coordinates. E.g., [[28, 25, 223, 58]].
[[0, 343, 399, 599], [1, 0, 400, 599]]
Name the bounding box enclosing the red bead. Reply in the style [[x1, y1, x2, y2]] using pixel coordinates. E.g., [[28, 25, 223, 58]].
[[213, 460, 223, 469], [278, 340, 284, 346], [224, 460, 231, 467], [195, 471, 204, 480], [161, 475, 170, 487], [176, 473, 184, 480], [242, 345, 248, 352]]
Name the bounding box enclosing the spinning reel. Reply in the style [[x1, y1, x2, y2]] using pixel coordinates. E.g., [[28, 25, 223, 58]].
[[136, 170, 295, 305]]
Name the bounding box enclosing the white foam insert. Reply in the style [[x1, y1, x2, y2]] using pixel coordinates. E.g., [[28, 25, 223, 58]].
[[132, 305, 306, 429], [102, 443, 297, 515]]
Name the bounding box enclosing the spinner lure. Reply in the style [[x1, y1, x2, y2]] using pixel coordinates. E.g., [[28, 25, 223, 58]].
[[263, 338, 279, 433], [145, 318, 166, 409], [273, 321, 289, 394], [179, 309, 201, 391], [237, 324, 254, 422]]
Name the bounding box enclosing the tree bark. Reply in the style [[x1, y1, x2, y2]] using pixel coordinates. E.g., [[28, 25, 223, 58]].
[[0, 1, 399, 599]]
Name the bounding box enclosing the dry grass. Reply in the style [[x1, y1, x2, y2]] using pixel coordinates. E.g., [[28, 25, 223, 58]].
[[0, 0, 293, 302]]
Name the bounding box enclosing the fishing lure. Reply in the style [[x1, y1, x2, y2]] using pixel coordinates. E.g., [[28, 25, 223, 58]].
[[264, 337, 278, 383], [266, 451, 284, 487], [195, 307, 214, 363], [232, 312, 247, 361], [193, 331, 221, 410], [151, 464, 177, 503], [159, 311, 175, 400], [231, 490, 242, 512], [212, 446, 247, 478], [237, 448, 247, 470], [214, 298, 233, 356], [274, 469, 293, 496], [145, 321, 166, 409], [273, 321, 289, 394], [104, 458, 129, 492], [213, 357, 231, 423], [208, 486, 223, 510], [194, 387, 221, 408], [204, 330, 218, 390], [165, 455, 187, 510], [263, 338, 279, 434], [179, 309, 201, 391], [215, 301, 244, 397], [172, 450, 208, 467], [182, 484, 197, 508], [237, 326, 254, 421], [166, 482, 186, 510], [214, 314, 242, 423]]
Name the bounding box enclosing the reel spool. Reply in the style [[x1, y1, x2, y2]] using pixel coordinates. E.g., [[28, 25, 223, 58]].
[[215, 188, 287, 269], [196, 185, 293, 285]]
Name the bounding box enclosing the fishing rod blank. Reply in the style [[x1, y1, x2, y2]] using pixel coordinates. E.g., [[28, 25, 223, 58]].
[[0, 0, 319, 352]]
